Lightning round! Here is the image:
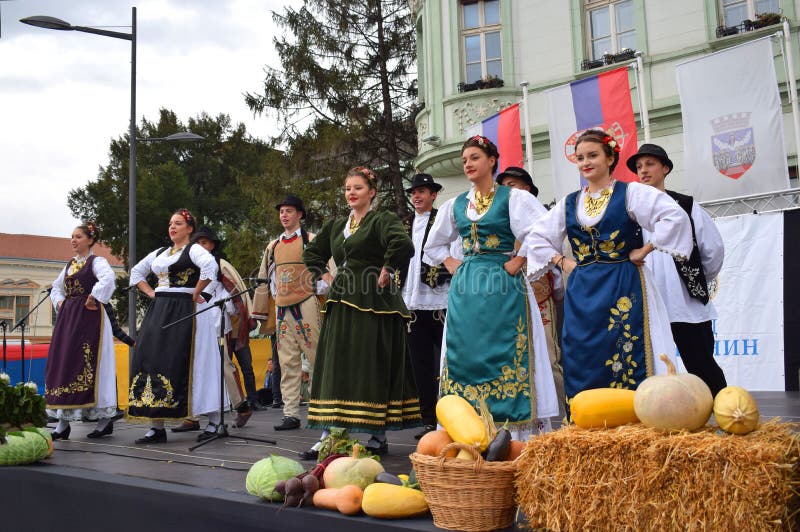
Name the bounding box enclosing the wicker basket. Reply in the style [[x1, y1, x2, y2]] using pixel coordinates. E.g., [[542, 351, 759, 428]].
[[410, 441, 518, 531]]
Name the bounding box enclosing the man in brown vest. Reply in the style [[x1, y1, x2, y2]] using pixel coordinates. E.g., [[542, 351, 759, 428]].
[[252, 195, 325, 430]]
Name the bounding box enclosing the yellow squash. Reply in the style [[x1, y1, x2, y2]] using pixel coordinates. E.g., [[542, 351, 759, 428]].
[[361, 483, 429, 519], [435, 395, 489, 451], [713, 385, 759, 435], [570, 388, 639, 429]]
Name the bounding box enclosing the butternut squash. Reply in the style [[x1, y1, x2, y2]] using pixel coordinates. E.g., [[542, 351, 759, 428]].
[[570, 388, 639, 429], [436, 395, 489, 451], [312, 488, 340, 511], [335, 484, 363, 515], [362, 483, 429, 519]]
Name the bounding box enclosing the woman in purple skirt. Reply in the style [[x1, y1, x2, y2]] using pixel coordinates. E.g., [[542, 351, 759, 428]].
[[46, 222, 118, 440]]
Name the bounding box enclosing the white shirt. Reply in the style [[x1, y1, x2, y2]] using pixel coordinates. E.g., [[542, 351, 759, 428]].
[[402, 210, 449, 311], [644, 199, 724, 323], [130, 244, 218, 294], [423, 186, 548, 265], [51, 252, 116, 310]]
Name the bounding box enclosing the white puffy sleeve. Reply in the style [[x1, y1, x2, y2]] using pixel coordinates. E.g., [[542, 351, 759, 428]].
[[130, 248, 160, 285], [422, 198, 458, 265], [509, 188, 548, 257], [50, 265, 67, 310], [692, 203, 724, 279], [524, 198, 568, 281], [189, 244, 219, 281], [626, 182, 693, 259], [90, 257, 116, 304]]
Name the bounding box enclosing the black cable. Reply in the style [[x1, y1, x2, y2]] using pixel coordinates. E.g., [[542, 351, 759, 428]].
[[54, 446, 252, 472]]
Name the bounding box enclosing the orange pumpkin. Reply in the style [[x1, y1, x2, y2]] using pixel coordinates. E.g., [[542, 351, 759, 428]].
[[506, 440, 525, 461], [417, 429, 456, 457]]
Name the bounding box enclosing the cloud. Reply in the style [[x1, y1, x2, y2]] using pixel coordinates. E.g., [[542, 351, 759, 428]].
[[0, 0, 294, 237]]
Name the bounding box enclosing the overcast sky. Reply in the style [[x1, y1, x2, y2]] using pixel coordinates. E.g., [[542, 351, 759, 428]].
[[1, 0, 298, 238]]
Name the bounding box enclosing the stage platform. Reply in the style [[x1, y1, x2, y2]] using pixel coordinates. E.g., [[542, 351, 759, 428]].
[[2, 392, 797, 532]]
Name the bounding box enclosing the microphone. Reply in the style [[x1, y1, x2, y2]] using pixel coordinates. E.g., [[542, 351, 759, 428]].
[[248, 278, 270, 284], [40, 287, 52, 294]]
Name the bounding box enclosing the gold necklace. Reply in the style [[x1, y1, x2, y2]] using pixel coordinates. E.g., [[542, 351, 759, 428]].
[[348, 214, 362, 234], [169, 245, 186, 256], [473, 186, 496, 215], [583, 182, 614, 217], [68, 256, 88, 276]]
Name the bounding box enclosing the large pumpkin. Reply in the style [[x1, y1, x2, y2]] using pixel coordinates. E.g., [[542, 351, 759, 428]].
[[633, 354, 713, 432], [322, 444, 385, 490]]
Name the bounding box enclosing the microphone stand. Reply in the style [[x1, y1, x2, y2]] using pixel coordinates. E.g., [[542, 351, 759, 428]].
[[11, 289, 52, 384], [162, 282, 276, 451]]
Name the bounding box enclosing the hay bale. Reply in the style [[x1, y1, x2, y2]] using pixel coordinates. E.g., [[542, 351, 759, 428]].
[[515, 419, 799, 531]]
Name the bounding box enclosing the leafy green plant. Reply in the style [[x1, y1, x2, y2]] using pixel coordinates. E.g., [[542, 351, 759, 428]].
[[317, 427, 379, 463], [0, 374, 48, 443]]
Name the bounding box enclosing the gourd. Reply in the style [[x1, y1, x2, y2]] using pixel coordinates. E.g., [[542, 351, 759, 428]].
[[416, 429, 456, 458], [506, 440, 525, 461], [335, 485, 364, 515], [322, 444, 384, 490], [570, 388, 639, 429], [436, 395, 489, 451], [361, 483, 429, 519], [714, 385, 759, 435], [633, 354, 713, 431]]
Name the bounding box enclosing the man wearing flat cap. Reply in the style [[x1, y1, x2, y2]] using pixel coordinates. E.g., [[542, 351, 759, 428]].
[[253, 195, 327, 430], [401, 174, 451, 438], [497, 167, 565, 414], [627, 144, 727, 397]]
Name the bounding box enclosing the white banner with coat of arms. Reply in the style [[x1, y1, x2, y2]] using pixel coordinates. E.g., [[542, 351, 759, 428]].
[[676, 37, 790, 202]]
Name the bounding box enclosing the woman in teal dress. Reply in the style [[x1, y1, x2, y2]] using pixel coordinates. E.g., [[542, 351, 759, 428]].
[[524, 129, 693, 414], [301, 166, 420, 459], [423, 136, 559, 435]]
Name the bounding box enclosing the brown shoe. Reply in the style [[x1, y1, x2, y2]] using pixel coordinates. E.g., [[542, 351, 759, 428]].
[[171, 419, 200, 433], [234, 408, 253, 428]]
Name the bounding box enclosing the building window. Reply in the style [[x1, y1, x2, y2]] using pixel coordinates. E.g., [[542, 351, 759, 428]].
[[14, 296, 30, 325], [586, 0, 636, 61], [0, 295, 13, 318], [721, 0, 780, 28], [462, 0, 502, 84]]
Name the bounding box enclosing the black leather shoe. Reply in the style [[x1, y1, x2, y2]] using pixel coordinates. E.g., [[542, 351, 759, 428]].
[[52, 425, 71, 441], [274, 416, 300, 431], [298, 448, 319, 461], [414, 424, 437, 440], [135, 428, 167, 444], [196, 423, 220, 442], [171, 419, 201, 433], [365, 437, 389, 456], [87, 422, 114, 439]]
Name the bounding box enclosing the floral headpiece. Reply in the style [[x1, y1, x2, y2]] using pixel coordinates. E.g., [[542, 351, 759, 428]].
[[84, 222, 97, 239], [178, 208, 194, 224], [471, 135, 489, 147], [352, 166, 377, 182], [603, 135, 621, 153]]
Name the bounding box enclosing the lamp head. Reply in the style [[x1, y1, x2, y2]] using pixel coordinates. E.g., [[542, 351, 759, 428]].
[[20, 16, 74, 31]]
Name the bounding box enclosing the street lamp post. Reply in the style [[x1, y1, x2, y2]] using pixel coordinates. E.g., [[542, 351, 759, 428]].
[[21, 8, 139, 340]]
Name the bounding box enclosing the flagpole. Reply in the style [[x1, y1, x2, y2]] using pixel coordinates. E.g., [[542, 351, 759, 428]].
[[634, 51, 651, 143], [520, 81, 535, 173], [782, 19, 800, 166]]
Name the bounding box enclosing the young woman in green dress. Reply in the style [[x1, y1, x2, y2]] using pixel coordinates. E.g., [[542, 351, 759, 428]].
[[300, 166, 420, 459]]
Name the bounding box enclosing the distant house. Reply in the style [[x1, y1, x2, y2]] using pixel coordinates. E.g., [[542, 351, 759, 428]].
[[0, 233, 125, 342]]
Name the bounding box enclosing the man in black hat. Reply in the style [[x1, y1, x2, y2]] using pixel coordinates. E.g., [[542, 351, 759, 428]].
[[496, 167, 565, 414], [252, 195, 326, 430], [627, 144, 728, 396], [401, 174, 451, 438]]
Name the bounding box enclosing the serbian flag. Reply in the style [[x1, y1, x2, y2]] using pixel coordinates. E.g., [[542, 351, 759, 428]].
[[465, 103, 523, 174], [544, 67, 638, 200]]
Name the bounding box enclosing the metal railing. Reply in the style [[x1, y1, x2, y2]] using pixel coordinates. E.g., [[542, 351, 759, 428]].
[[700, 188, 800, 218]]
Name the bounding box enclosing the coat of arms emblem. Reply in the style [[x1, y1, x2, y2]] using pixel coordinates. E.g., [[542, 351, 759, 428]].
[[711, 112, 755, 180]]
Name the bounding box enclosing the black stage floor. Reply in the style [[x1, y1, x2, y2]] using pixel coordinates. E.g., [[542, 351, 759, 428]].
[[2, 392, 798, 532]]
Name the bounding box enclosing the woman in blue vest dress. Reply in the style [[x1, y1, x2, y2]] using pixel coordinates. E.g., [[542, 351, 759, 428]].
[[525, 129, 693, 414], [424, 136, 559, 435]]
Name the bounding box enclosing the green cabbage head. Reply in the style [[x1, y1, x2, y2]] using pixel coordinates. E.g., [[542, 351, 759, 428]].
[[245, 454, 305, 501]]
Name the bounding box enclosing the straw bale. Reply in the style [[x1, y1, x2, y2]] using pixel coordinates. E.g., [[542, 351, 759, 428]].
[[515, 419, 799, 531]]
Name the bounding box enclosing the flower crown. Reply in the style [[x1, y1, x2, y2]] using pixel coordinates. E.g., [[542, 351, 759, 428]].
[[352, 166, 377, 182], [603, 135, 621, 153], [178, 209, 194, 224], [471, 135, 489, 147], [84, 222, 97, 239]]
